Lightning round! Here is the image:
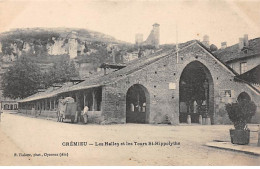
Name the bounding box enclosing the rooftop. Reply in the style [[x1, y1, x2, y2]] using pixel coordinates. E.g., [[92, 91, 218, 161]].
[[214, 38, 260, 63], [235, 65, 260, 85], [18, 40, 259, 103]]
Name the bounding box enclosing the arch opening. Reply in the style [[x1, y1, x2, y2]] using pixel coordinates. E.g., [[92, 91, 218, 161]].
[[126, 84, 150, 123], [179, 61, 214, 124], [4, 104, 9, 110]]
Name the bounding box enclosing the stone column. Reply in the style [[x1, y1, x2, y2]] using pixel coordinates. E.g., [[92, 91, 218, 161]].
[[92, 90, 96, 111]]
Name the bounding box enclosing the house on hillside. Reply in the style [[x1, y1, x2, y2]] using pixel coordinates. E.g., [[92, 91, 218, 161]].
[[214, 35, 260, 75], [18, 40, 260, 125]]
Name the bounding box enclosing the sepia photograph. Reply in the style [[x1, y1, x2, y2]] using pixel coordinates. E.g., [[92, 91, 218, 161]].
[[0, 0, 260, 166]]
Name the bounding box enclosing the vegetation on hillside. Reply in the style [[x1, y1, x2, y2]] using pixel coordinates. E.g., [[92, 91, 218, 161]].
[[1, 57, 43, 99], [1, 55, 79, 99]]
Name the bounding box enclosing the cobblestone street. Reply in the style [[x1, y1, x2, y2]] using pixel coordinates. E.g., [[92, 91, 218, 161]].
[[0, 112, 259, 166]]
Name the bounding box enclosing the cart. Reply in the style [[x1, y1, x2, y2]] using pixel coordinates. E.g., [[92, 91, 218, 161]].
[[57, 97, 78, 123]]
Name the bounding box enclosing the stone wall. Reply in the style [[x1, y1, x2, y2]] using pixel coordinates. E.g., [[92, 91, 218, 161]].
[[101, 42, 260, 124], [19, 109, 57, 118]]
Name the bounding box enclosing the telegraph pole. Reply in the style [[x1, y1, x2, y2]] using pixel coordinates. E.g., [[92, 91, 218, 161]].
[[176, 24, 179, 63]]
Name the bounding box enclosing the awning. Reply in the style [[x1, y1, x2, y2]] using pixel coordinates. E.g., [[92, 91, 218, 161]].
[[18, 84, 102, 103]]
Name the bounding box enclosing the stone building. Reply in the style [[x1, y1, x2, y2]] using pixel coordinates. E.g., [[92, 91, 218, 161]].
[[215, 35, 260, 75], [18, 40, 260, 124], [0, 100, 18, 110]]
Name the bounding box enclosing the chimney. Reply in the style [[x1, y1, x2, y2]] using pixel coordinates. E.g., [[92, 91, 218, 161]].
[[239, 38, 244, 50], [221, 42, 227, 49], [244, 34, 249, 47], [202, 35, 210, 48]]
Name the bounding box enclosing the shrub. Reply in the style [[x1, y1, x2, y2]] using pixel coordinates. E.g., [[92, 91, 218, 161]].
[[225, 100, 256, 130]]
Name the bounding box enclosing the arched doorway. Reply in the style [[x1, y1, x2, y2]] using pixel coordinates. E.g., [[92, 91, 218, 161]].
[[4, 104, 9, 110], [237, 92, 251, 102], [126, 84, 150, 123], [179, 61, 214, 124]]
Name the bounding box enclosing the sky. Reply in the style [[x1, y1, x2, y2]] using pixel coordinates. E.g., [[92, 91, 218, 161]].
[[0, 0, 260, 48]]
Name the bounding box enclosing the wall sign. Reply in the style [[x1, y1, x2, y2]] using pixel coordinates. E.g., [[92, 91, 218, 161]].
[[169, 83, 176, 90]]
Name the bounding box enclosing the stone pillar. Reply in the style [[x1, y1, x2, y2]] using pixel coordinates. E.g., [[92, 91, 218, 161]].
[[54, 99, 56, 110], [50, 99, 52, 110], [45, 99, 47, 110], [83, 93, 86, 107], [199, 115, 202, 125], [202, 118, 206, 125], [187, 115, 191, 124], [92, 90, 96, 111], [206, 117, 211, 125], [76, 92, 80, 110]]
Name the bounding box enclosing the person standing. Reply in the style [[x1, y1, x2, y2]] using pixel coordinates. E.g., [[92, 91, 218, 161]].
[[82, 106, 89, 124]]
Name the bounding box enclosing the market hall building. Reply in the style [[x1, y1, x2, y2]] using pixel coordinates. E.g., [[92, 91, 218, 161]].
[[18, 40, 260, 125]]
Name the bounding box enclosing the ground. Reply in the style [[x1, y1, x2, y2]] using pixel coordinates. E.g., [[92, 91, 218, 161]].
[[0, 111, 259, 166]]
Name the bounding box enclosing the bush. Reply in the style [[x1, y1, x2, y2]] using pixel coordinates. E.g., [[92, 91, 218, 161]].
[[225, 100, 256, 130]]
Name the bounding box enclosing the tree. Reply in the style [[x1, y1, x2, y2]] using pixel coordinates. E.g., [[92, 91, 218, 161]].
[[43, 58, 79, 88], [1, 57, 43, 99]]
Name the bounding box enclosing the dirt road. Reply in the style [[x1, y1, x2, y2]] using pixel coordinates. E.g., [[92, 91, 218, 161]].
[[0, 112, 259, 165]]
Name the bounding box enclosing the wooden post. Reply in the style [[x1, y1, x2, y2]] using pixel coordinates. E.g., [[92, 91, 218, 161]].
[[92, 90, 95, 111], [76, 92, 80, 110], [45, 99, 47, 110], [83, 92, 86, 107], [54, 99, 56, 110], [50, 99, 52, 110]]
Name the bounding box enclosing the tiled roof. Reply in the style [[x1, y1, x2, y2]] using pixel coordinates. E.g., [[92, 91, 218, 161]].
[[18, 82, 73, 102], [67, 40, 196, 92], [20, 40, 259, 102], [214, 38, 260, 63], [18, 41, 195, 103]]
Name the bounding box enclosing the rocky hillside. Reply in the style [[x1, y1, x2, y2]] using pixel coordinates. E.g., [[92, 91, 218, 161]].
[[0, 28, 130, 60], [0, 28, 138, 76]]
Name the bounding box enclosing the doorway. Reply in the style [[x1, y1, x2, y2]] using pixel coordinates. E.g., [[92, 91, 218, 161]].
[[179, 61, 214, 123], [126, 84, 149, 123]]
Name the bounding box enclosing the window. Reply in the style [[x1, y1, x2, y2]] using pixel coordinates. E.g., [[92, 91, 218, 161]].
[[240, 62, 247, 74], [229, 63, 233, 69]]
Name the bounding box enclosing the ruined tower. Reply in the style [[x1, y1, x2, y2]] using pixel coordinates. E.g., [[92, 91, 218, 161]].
[[152, 23, 160, 48], [143, 23, 160, 48]]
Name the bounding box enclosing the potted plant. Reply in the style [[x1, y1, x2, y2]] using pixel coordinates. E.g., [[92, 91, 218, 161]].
[[225, 100, 257, 145]]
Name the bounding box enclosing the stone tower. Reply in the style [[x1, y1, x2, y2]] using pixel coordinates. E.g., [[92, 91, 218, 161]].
[[152, 23, 160, 48], [68, 31, 78, 59], [143, 23, 160, 48]]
